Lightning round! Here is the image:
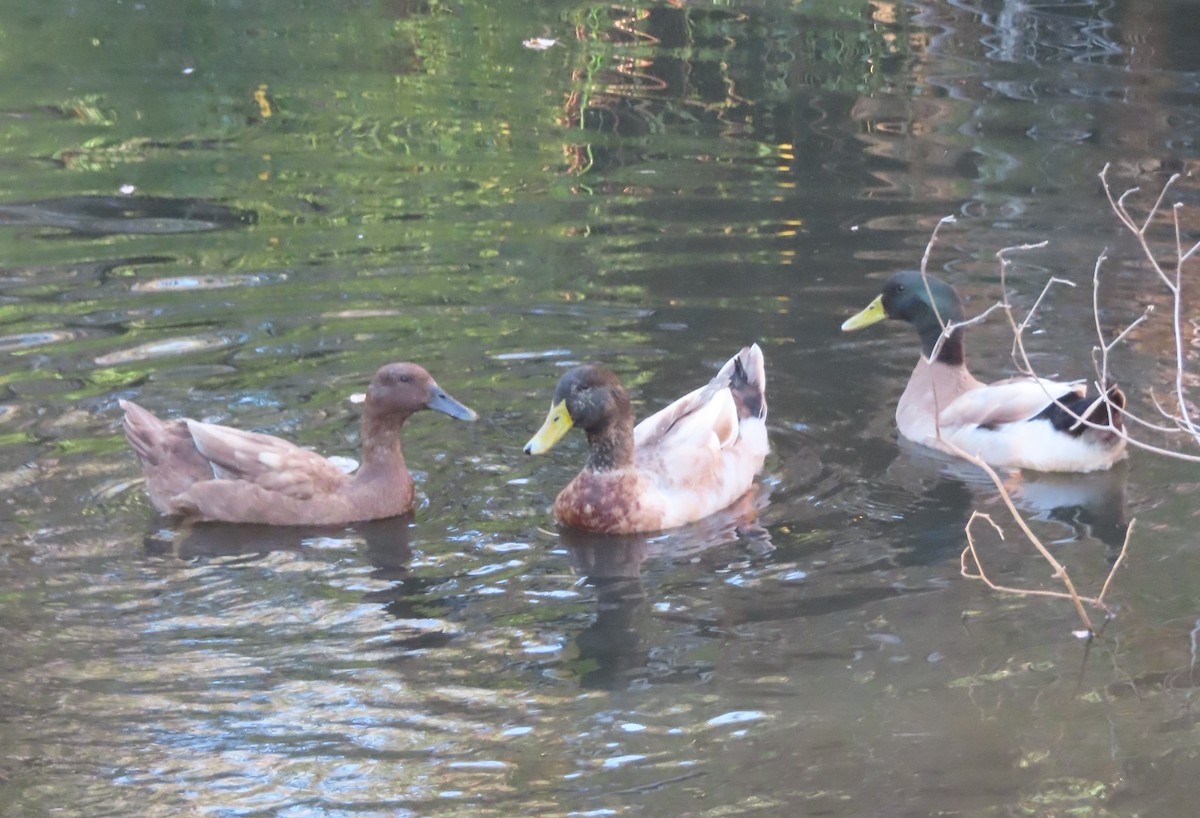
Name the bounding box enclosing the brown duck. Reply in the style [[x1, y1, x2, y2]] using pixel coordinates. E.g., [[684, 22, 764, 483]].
[[121, 362, 476, 525], [524, 345, 769, 533]]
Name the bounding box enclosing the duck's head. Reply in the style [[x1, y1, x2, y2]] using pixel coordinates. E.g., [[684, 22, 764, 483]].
[[841, 271, 966, 361], [524, 364, 630, 455], [364, 362, 477, 422]]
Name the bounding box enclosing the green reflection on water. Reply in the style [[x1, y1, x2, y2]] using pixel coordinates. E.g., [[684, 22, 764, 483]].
[[1, 1, 1199, 817]]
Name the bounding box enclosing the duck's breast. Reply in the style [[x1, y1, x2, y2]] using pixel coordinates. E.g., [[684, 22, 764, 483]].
[[554, 469, 668, 534]]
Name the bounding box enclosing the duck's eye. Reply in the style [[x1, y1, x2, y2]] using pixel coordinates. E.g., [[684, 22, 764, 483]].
[[896, 284, 905, 293], [399, 374, 412, 383]]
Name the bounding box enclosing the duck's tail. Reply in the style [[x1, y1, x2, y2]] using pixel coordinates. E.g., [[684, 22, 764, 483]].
[[724, 343, 767, 421], [1052, 380, 1124, 437], [1074, 380, 1125, 435], [119, 399, 168, 465]]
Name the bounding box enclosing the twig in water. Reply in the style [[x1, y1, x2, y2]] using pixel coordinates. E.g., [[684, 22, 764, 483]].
[[951, 438, 1135, 637], [612, 769, 707, 795]]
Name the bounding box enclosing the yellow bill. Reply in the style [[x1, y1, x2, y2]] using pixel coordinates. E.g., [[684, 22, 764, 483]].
[[524, 400, 573, 455], [841, 294, 886, 331]]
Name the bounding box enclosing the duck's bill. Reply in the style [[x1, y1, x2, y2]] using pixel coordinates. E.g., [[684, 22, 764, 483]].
[[841, 295, 886, 331], [524, 401, 572, 455], [427, 389, 478, 421]]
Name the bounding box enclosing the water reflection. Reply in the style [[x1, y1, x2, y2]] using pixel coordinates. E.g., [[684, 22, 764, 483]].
[[0, 195, 255, 236], [564, 533, 647, 690], [889, 438, 1131, 549], [95, 332, 247, 366], [141, 515, 479, 655], [977, 0, 1124, 65], [2, 0, 1200, 814], [559, 490, 769, 690], [143, 514, 415, 564], [0, 255, 173, 292]]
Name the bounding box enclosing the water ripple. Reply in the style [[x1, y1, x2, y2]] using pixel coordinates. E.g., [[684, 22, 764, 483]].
[[94, 333, 244, 365], [132, 272, 283, 292], [0, 328, 90, 353]]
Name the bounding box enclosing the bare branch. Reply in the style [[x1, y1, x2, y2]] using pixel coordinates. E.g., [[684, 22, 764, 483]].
[[1104, 306, 1153, 350], [1097, 519, 1136, 605], [945, 440, 1103, 634], [1098, 169, 1200, 450], [1144, 172, 1180, 235], [919, 215, 957, 331], [1018, 276, 1076, 337], [1169, 204, 1197, 436], [927, 303, 1007, 364], [911, 175, 1200, 634], [1101, 165, 1177, 290], [1100, 164, 1140, 234]]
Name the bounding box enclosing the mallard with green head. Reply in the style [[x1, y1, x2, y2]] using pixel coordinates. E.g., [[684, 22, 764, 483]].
[[842, 270, 1125, 472], [524, 344, 769, 533]]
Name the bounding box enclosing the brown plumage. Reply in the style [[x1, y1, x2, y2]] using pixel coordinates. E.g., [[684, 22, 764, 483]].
[[524, 345, 770, 534], [120, 362, 476, 525], [554, 470, 650, 532]]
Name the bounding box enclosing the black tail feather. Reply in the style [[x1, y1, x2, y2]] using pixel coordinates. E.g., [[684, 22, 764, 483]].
[[1035, 382, 1124, 436]]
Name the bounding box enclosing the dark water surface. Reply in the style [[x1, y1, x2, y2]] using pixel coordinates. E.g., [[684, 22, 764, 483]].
[[3, 1, 1200, 815]]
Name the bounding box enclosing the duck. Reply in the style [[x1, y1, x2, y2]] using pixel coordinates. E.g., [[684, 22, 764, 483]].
[[120, 362, 477, 525], [524, 344, 769, 533], [841, 270, 1126, 472]]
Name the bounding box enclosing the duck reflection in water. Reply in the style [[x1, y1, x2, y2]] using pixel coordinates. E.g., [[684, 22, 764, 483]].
[[561, 529, 649, 691], [143, 513, 415, 564], [559, 488, 771, 690], [142, 515, 463, 648], [890, 437, 1131, 551]]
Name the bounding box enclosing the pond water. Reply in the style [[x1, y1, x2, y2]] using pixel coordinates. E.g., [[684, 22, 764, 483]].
[[3, 0, 1200, 815]]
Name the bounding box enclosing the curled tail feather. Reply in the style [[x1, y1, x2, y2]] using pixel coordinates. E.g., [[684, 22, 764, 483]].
[[1037, 381, 1124, 437], [1073, 381, 1124, 435], [728, 343, 767, 421]]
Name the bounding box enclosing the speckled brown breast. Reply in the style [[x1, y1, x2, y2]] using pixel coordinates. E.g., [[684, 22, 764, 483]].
[[553, 470, 663, 534]]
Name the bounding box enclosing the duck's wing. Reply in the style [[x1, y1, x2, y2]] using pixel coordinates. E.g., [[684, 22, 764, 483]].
[[629, 346, 769, 528], [633, 382, 740, 453], [633, 344, 766, 453], [938, 377, 1086, 430], [184, 420, 349, 500]]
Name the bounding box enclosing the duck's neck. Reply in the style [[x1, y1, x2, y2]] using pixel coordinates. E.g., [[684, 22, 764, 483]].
[[356, 412, 409, 481], [918, 323, 966, 367], [584, 420, 634, 472]]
